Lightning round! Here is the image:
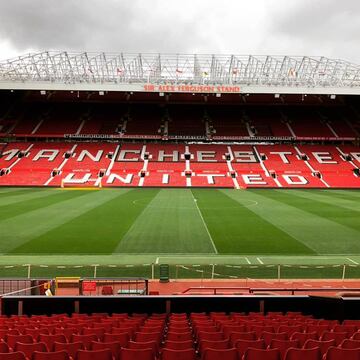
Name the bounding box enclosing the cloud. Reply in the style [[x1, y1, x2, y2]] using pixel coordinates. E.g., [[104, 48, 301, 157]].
[[265, 0, 360, 62], [0, 0, 358, 64]]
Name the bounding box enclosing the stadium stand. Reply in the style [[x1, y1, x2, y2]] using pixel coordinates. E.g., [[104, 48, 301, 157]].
[[0, 312, 359, 360], [0, 142, 359, 188]]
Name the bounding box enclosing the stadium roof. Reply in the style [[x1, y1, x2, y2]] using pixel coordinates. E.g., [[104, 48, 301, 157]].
[[0, 51, 360, 95]]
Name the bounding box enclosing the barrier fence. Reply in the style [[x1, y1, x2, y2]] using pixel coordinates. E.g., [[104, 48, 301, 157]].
[[0, 263, 360, 280]]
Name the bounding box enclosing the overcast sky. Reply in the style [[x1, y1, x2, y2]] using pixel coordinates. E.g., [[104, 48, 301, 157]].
[[0, 0, 359, 63]]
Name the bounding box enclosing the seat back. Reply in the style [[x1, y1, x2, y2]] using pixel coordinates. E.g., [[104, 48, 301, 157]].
[[340, 339, 360, 349], [76, 349, 113, 360], [161, 348, 196, 360], [284, 347, 321, 360], [13, 342, 47, 359], [230, 331, 256, 346], [162, 340, 193, 351], [321, 331, 348, 346], [6, 335, 33, 350], [202, 348, 238, 360], [303, 339, 336, 356], [32, 351, 69, 360], [39, 334, 67, 352], [54, 341, 84, 359], [0, 352, 26, 360], [262, 332, 288, 346], [200, 339, 229, 353], [290, 332, 318, 346], [236, 339, 265, 358], [91, 341, 121, 360], [243, 348, 281, 360], [324, 346, 360, 360], [120, 348, 154, 360]]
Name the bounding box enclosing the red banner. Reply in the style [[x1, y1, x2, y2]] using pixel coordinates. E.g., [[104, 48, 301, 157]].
[[82, 281, 96, 292]]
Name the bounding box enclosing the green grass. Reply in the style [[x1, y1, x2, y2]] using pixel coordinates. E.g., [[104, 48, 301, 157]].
[[0, 187, 359, 279]]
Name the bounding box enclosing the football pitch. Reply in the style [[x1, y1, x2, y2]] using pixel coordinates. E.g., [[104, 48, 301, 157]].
[[0, 187, 360, 279]]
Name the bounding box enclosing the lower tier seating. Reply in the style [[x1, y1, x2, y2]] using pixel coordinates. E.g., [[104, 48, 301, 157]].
[[0, 142, 359, 188], [0, 312, 359, 360]]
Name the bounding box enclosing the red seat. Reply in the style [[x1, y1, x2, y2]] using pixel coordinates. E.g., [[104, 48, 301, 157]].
[[72, 334, 98, 349], [54, 328, 79, 342], [249, 325, 274, 338], [243, 348, 281, 360], [324, 346, 360, 360], [162, 341, 193, 351], [284, 347, 321, 360], [0, 352, 26, 360], [236, 339, 266, 358], [135, 332, 161, 345], [202, 348, 238, 360], [14, 342, 47, 359], [120, 348, 154, 360], [0, 344, 9, 354], [91, 341, 121, 360], [223, 325, 247, 339], [6, 335, 33, 350], [340, 339, 360, 349], [77, 349, 113, 360], [161, 348, 196, 360], [39, 334, 67, 351], [200, 339, 229, 353], [262, 332, 288, 346], [54, 341, 84, 359], [167, 332, 192, 342], [23, 329, 49, 342], [230, 332, 257, 346], [303, 339, 336, 356], [128, 340, 158, 356], [278, 326, 304, 337], [333, 325, 357, 337], [269, 339, 299, 360], [83, 328, 105, 341], [290, 332, 317, 346], [103, 332, 130, 347], [306, 325, 329, 337], [32, 351, 69, 360], [321, 331, 348, 346]]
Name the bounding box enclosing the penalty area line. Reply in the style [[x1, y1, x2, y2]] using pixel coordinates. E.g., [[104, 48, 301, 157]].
[[347, 257, 359, 265]]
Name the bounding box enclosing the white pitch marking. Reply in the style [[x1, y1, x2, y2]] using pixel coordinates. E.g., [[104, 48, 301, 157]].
[[245, 257, 251, 264], [155, 257, 160, 264], [190, 191, 218, 254], [256, 257, 264, 264], [347, 257, 359, 265]]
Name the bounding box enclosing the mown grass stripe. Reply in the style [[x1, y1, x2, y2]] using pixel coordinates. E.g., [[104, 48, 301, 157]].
[[0, 190, 74, 218], [220, 189, 316, 254], [12, 189, 158, 254], [271, 189, 360, 233], [251, 189, 360, 254], [115, 189, 216, 254], [0, 188, 43, 198], [194, 189, 312, 255], [288, 189, 360, 213], [2, 190, 126, 254]]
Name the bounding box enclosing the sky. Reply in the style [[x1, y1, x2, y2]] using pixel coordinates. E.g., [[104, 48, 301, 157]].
[[0, 0, 359, 63]]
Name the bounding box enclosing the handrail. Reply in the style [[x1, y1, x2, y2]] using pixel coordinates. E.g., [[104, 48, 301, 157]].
[[180, 287, 360, 295]]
